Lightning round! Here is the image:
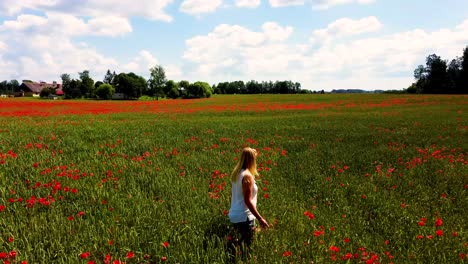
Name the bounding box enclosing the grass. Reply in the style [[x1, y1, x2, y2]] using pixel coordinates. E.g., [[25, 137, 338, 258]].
[[0, 94, 467, 263]]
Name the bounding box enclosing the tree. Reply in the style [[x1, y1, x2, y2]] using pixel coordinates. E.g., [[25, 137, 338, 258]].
[[413, 54, 448, 94], [167, 87, 180, 99], [40, 87, 53, 98], [425, 54, 448, 94], [114, 72, 146, 99], [79, 70, 95, 98], [8, 80, 20, 93], [68, 79, 82, 99], [95, 81, 103, 90], [447, 58, 462, 93], [178, 80, 190, 97], [148, 65, 167, 99], [164, 80, 178, 97], [96, 84, 115, 99], [459, 46, 468, 94], [103, 70, 115, 84], [61, 73, 72, 98]]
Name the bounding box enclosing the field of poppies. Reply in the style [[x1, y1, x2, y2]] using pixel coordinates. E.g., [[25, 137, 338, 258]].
[[0, 94, 467, 263]]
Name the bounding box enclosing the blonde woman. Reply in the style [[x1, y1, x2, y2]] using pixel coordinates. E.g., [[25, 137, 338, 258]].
[[228, 147, 269, 258]]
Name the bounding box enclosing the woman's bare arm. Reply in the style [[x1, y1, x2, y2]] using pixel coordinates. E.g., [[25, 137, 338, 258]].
[[242, 174, 269, 228]]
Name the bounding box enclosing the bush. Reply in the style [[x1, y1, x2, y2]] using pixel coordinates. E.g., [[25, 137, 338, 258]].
[[40, 87, 53, 98], [167, 87, 180, 99], [96, 84, 115, 100]]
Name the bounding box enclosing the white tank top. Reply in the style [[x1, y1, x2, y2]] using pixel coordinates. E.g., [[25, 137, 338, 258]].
[[228, 169, 258, 223]]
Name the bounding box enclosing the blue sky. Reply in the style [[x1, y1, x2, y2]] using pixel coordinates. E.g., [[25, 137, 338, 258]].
[[0, 0, 467, 91]]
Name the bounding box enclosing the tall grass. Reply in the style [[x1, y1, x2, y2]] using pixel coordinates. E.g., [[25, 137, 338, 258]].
[[0, 94, 466, 263]]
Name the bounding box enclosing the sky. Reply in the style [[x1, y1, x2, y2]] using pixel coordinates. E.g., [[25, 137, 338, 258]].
[[0, 0, 467, 91]]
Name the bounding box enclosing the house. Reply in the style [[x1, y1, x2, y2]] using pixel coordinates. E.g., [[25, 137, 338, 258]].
[[18, 81, 63, 97]]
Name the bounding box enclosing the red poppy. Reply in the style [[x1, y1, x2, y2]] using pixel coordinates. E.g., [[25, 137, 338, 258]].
[[162, 241, 169, 248], [282, 251, 291, 257], [329, 245, 339, 252], [435, 217, 443, 227], [436, 230, 443, 236], [126, 251, 134, 259], [161, 256, 167, 262], [80, 252, 90, 259]]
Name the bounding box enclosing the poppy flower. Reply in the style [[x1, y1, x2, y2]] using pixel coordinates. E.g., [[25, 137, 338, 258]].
[[435, 217, 443, 227], [329, 245, 339, 252], [162, 241, 169, 248], [80, 252, 90, 259], [282, 251, 291, 257], [126, 251, 134, 259]]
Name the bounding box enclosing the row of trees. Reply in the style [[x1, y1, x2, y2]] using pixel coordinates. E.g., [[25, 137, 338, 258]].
[[60, 65, 305, 100], [409, 46, 468, 94], [213, 80, 302, 94], [0, 80, 20, 94], [60, 66, 214, 99]]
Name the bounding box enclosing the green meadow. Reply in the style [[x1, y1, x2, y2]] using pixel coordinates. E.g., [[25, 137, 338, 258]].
[[0, 94, 466, 263]]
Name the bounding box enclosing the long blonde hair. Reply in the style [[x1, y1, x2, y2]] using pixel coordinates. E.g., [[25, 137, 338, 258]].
[[231, 147, 258, 182]]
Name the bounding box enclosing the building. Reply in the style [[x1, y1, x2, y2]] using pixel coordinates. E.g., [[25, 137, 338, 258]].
[[19, 81, 63, 97]]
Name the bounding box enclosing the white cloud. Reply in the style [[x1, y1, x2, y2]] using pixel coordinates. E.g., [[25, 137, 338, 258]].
[[0, 13, 132, 37], [269, 0, 304, 7], [268, 0, 375, 9], [165, 65, 183, 80], [182, 19, 468, 90], [123, 50, 159, 73], [262, 22, 294, 41], [311, 0, 375, 10], [0, 0, 175, 22], [235, 0, 261, 8], [310, 16, 382, 43], [183, 22, 302, 82], [180, 0, 223, 15]]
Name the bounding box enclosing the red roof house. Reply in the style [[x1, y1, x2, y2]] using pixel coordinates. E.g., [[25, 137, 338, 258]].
[[19, 81, 63, 97]]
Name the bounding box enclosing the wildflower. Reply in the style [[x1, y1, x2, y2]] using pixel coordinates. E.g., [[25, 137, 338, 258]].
[[162, 241, 169, 248], [329, 245, 339, 252], [435, 217, 443, 227], [282, 251, 291, 257], [80, 252, 90, 259], [436, 230, 443, 236], [161, 256, 167, 262], [126, 252, 134, 259], [343, 237, 350, 243], [314, 230, 324, 237]]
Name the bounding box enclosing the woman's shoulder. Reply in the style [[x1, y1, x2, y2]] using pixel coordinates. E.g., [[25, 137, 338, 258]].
[[241, 170, 254, 182], [240, 169, 253, 177]]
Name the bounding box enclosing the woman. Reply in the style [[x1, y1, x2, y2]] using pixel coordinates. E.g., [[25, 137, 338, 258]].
[[228, 147, 269, 259]]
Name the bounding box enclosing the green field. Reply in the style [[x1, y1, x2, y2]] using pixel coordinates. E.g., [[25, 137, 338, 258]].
[[0, 94, 467, 263]]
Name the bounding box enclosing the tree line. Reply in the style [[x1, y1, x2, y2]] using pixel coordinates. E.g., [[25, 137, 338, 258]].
[[59, 66, 306, 99], [408, 45, 468, 94]]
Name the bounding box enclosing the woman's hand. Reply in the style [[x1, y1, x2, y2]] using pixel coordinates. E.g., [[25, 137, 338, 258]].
[[258, 218, 270, 228]]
